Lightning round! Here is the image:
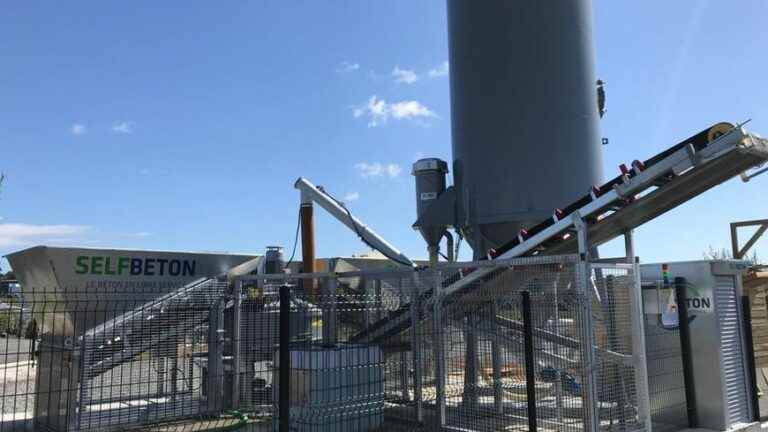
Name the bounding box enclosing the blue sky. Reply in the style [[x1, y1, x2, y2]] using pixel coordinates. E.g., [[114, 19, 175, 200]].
[[2, 1, 768, 270]]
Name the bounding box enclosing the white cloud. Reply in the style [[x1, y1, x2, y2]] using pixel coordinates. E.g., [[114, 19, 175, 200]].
[[354, 162, 402, 179], [392, 66, 418, 84], [428, 61, 449, 78], [71, 124, 87, 135], [389, 101, 435, 120], [112, 121, 135, 134], [385, 164, 402, 178], [0, 223, 89, 248], [353, 96, 389, 127], [355, 162, 384, 178], [336, 61, 360, 73], [343, 192, 360, 202], [352, 96, 436, 127]]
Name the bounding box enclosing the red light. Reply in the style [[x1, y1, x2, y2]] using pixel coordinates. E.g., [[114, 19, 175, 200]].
[[619, 164, 629, 175]]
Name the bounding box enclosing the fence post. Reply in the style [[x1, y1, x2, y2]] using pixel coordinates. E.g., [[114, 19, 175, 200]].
[[574, 214, 599, 432], [463, 314, 479, 412], [398, 277, 410, 402], [522, 291, 538, 432], [279, 284, 291, 432], [433, 275, 446, 428], [675, 277, 698, 428], [321, 277, 337, 346], [626, 231, 652, 431], [410, 274, 424, 423], [206, 298, 225, 414], [232, 280, 242, 408], [491, 299, 504, 415]]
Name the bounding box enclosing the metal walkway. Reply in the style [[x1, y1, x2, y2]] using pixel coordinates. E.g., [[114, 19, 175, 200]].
[[352, 122, 768, 344]]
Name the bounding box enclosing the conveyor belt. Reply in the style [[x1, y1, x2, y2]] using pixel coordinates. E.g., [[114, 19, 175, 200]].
[[80, 277, 225, 380], [352, 123, 768, 345]]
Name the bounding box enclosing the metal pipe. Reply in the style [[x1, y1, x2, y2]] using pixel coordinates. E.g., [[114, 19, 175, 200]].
[[299, 199, 317, 298], [443, 231, 455, 262], [428, 246, 439, 266], [294, 177, 415, 267]]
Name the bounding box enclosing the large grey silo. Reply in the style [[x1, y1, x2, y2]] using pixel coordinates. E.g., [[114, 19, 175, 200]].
[[447, 0, 604, 257]]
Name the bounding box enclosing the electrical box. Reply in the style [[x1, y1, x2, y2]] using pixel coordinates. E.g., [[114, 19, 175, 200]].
[[641, 260, 755, 431]]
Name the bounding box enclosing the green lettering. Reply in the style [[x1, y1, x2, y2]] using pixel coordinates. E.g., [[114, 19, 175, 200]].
[[117, 257, 129, 275], [104, 257, 116, 275], [91, 256, 104, 275], [75, 256, 89, 274]]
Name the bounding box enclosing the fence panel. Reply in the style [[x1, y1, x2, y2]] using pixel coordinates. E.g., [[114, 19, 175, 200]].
[[0, 256, 648, 432]]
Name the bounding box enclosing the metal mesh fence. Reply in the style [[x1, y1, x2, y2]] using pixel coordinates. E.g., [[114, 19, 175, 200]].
[[0, 255, 649, 432]]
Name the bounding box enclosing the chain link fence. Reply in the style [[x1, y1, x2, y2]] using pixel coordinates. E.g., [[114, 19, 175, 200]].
[[0, 255, 649, 432]]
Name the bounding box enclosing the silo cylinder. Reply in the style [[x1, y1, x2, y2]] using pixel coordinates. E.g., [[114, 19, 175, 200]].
[[447, 0, 604, 256]]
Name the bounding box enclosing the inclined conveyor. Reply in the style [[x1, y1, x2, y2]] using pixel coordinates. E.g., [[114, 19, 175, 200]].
[[80, 277, 224, 380], [351, 122, 768, 344]]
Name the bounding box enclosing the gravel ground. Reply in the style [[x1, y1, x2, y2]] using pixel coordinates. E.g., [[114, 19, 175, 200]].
[[0, 337, 32, 365], [0, 362, 35, 415]]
